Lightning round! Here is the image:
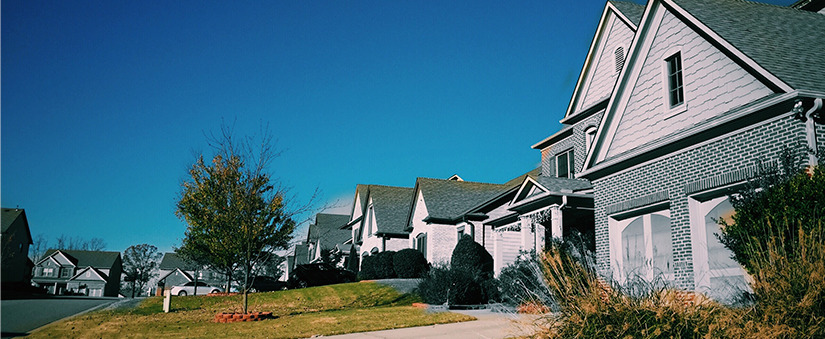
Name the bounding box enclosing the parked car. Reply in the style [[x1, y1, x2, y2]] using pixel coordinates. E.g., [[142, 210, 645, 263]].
[[249, 276, 288, 292], [170, 281, 223, 296], [288, 263, 357, 289]]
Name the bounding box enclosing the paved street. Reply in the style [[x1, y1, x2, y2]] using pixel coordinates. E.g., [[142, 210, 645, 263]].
[[1, 297, 116, 338], [323, 309, 543, 339]]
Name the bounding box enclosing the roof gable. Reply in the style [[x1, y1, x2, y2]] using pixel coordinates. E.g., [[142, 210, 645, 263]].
[[364, 185, 414, 235], [582, 0, 795, 176], [158, 267, 194, 282], [308, 213, 351, 248], [414, 178, 507, 223], [564, 1, 645, 121], [1, 208, 33, 245], [69, 266, 108, 282], [159, 252, 197, 270]]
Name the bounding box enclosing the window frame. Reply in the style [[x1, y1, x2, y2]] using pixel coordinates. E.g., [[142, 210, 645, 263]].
[[555, 149, 574, 178], [609, 208, 673, 284], [415, 233, 427, 259], [661, 49, 687, 117]]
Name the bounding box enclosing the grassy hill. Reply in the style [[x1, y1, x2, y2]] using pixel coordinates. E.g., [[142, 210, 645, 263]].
[[30, 282, 474, 338]]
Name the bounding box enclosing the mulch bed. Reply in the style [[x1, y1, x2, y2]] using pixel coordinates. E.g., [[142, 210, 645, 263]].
[[214, 312, 276, 323]]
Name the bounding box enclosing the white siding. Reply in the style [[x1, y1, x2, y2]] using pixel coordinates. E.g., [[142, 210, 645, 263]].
[[579, 13, 637, 111], [606, 8, 772, 158], [493, 228, 522, 277]]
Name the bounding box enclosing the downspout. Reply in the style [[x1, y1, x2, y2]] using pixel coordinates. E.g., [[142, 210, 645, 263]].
[[794, 98, 824, 166]]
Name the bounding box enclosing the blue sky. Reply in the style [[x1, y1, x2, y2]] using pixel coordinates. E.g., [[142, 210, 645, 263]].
[[2, 0, 795, 254]]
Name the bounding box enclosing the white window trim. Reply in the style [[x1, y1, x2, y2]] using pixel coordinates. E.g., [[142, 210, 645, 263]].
[[555, 149, 574, 178], [661, 47, 688, 119], [609, 209, 672, 284], [584, 125, 598, 152], [688, 194, 752, 296]]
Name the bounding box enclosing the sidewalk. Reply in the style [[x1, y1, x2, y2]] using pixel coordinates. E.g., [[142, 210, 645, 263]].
[[320, 309, 543, 339]]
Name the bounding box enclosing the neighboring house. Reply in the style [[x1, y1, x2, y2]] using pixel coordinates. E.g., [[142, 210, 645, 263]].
[[32, 249, 122, 297], [1, 208, 34, 287], [156, 252, 226, 294], [282, 241, 310, 281], [306, 213, 351, 264], [577, 0, 825, 303], [404, 177, 512, 265], [346, 184, 414, 264]]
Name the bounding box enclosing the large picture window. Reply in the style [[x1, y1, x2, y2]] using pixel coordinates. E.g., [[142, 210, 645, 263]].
[[690, 196, 750, 303], [612, 210, 673, 283]]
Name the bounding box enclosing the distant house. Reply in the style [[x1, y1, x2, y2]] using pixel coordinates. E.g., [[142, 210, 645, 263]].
[[282, 242, 310, 281], [346, 184, 414, 264], [306, 213, 351, 264], [405, 177, 512, 265], [156, 252, 226, 294], [1, 208, 34, 287], [32, 249, 122, 297]]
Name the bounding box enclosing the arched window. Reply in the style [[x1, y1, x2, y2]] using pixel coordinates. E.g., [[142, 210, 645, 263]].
[[614, 47, 625, 73], [584, 126, 597, 151], [415, 233, 427, 258]]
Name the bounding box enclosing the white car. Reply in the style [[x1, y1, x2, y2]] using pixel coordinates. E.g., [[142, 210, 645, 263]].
[[170, 281, 223, 296]]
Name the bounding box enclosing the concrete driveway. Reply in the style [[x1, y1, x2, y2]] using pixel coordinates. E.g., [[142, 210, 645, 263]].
[[1, 297, 117, 338], [323, 309, 543, 339]]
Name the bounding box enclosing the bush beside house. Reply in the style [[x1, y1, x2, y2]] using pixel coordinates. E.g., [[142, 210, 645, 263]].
[[416, 235, 497, 305], [392, 249, 428, 278]]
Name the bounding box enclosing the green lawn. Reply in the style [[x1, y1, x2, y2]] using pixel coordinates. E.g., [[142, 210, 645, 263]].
[[29, 282, 474, 338]]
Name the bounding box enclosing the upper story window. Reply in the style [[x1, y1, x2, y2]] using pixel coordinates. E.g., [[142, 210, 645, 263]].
[[614, 47, 625, 73], [584, 126, 597, 151], [556, 150, 574, 178], [60, 268, 72, 278], [367, 206, 374, 236], [665, 52, 684, 108]]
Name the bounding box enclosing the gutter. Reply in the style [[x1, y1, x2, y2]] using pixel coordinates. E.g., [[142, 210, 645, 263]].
[[792, 97, 824, 166]]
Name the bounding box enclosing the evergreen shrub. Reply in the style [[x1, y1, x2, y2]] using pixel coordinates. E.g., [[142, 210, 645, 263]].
[[392, 249, 428, 278]]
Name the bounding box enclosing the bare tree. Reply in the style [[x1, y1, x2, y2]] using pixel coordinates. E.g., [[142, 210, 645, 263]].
[[122, 244, 162, 298]]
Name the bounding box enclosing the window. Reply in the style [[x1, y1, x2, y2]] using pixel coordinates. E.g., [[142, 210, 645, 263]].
[[457, 226, 464, 238], [60, 268, 72, 278], [584, 126, 597, 151], [367, 206, 374, 236], [556, 150, 574, 178], [416, 233, 427, 258], [665, 52, 684, 108], [42, 267, 54, 277], [689, 196, 750, 303], [615, 47, 625, 73], [613, 210, 673, 283]]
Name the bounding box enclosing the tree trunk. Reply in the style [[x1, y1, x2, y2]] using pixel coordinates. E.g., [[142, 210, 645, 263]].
[[131, 280, 136, 298], [243, 263, 249, 314], [194, 268, 199, 296]]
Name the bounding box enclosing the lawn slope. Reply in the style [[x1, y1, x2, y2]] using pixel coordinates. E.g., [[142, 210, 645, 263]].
[[29, 282, 474, 338]]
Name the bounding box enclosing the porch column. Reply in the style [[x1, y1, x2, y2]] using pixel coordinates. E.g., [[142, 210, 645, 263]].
[[534, 220, 546, 253], [519, 216, 534, 252], [550, 204, 563, 240], [493, 230, 503, 277]]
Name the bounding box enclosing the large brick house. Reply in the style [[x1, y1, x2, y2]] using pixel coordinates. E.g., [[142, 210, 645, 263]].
[[576, 0, 825, 302]]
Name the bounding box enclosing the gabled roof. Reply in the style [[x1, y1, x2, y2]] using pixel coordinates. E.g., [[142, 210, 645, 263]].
[[562, 1, 646, 121], [1, 208, 33, 244], [671, 0, 825, 92], [365, 185, 414, 235], [350, 184, 370, 219], [413, 178, 508, 223], [41, 249, 120, 269], [159, 252, 198, 271], [158, 267, 194, 282], [534, 176, 593, 193], [307, 213, 351, 248], [68, 266, 108, 281], [581, 0, 825, 178]]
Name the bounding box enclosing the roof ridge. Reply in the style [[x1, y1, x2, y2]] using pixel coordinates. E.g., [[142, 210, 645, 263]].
[[416, 177, 505, 186]]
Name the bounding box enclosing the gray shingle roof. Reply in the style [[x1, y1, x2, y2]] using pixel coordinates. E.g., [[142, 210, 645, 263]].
[[610, 1, 646, 25], [417, 178, 509, 221], [673, 0, 825, 92], [308, 213, 351, 248], [159, 252, 196, 270], [1, 208, 25, 233], [502, 167, 542, 189], [534, 175, 593, 193], [367, 185, 414, 235], [44, 249, 120, 269]]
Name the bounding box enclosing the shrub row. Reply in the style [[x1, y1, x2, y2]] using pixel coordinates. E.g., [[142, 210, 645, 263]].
[[358, 249, 428, 280]]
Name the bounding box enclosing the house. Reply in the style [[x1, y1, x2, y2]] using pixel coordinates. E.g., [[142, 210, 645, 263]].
[[472, 0, 645, 278], [345, 184, 414, 263], [156, 252, 226, 294], [282, 241, 310, 281], [405, 177, 514, 265], [306, 213, 351, 264], [576, 0, 825, 302], [32, 249, 122, 297], [1, 208, 34, 288]]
